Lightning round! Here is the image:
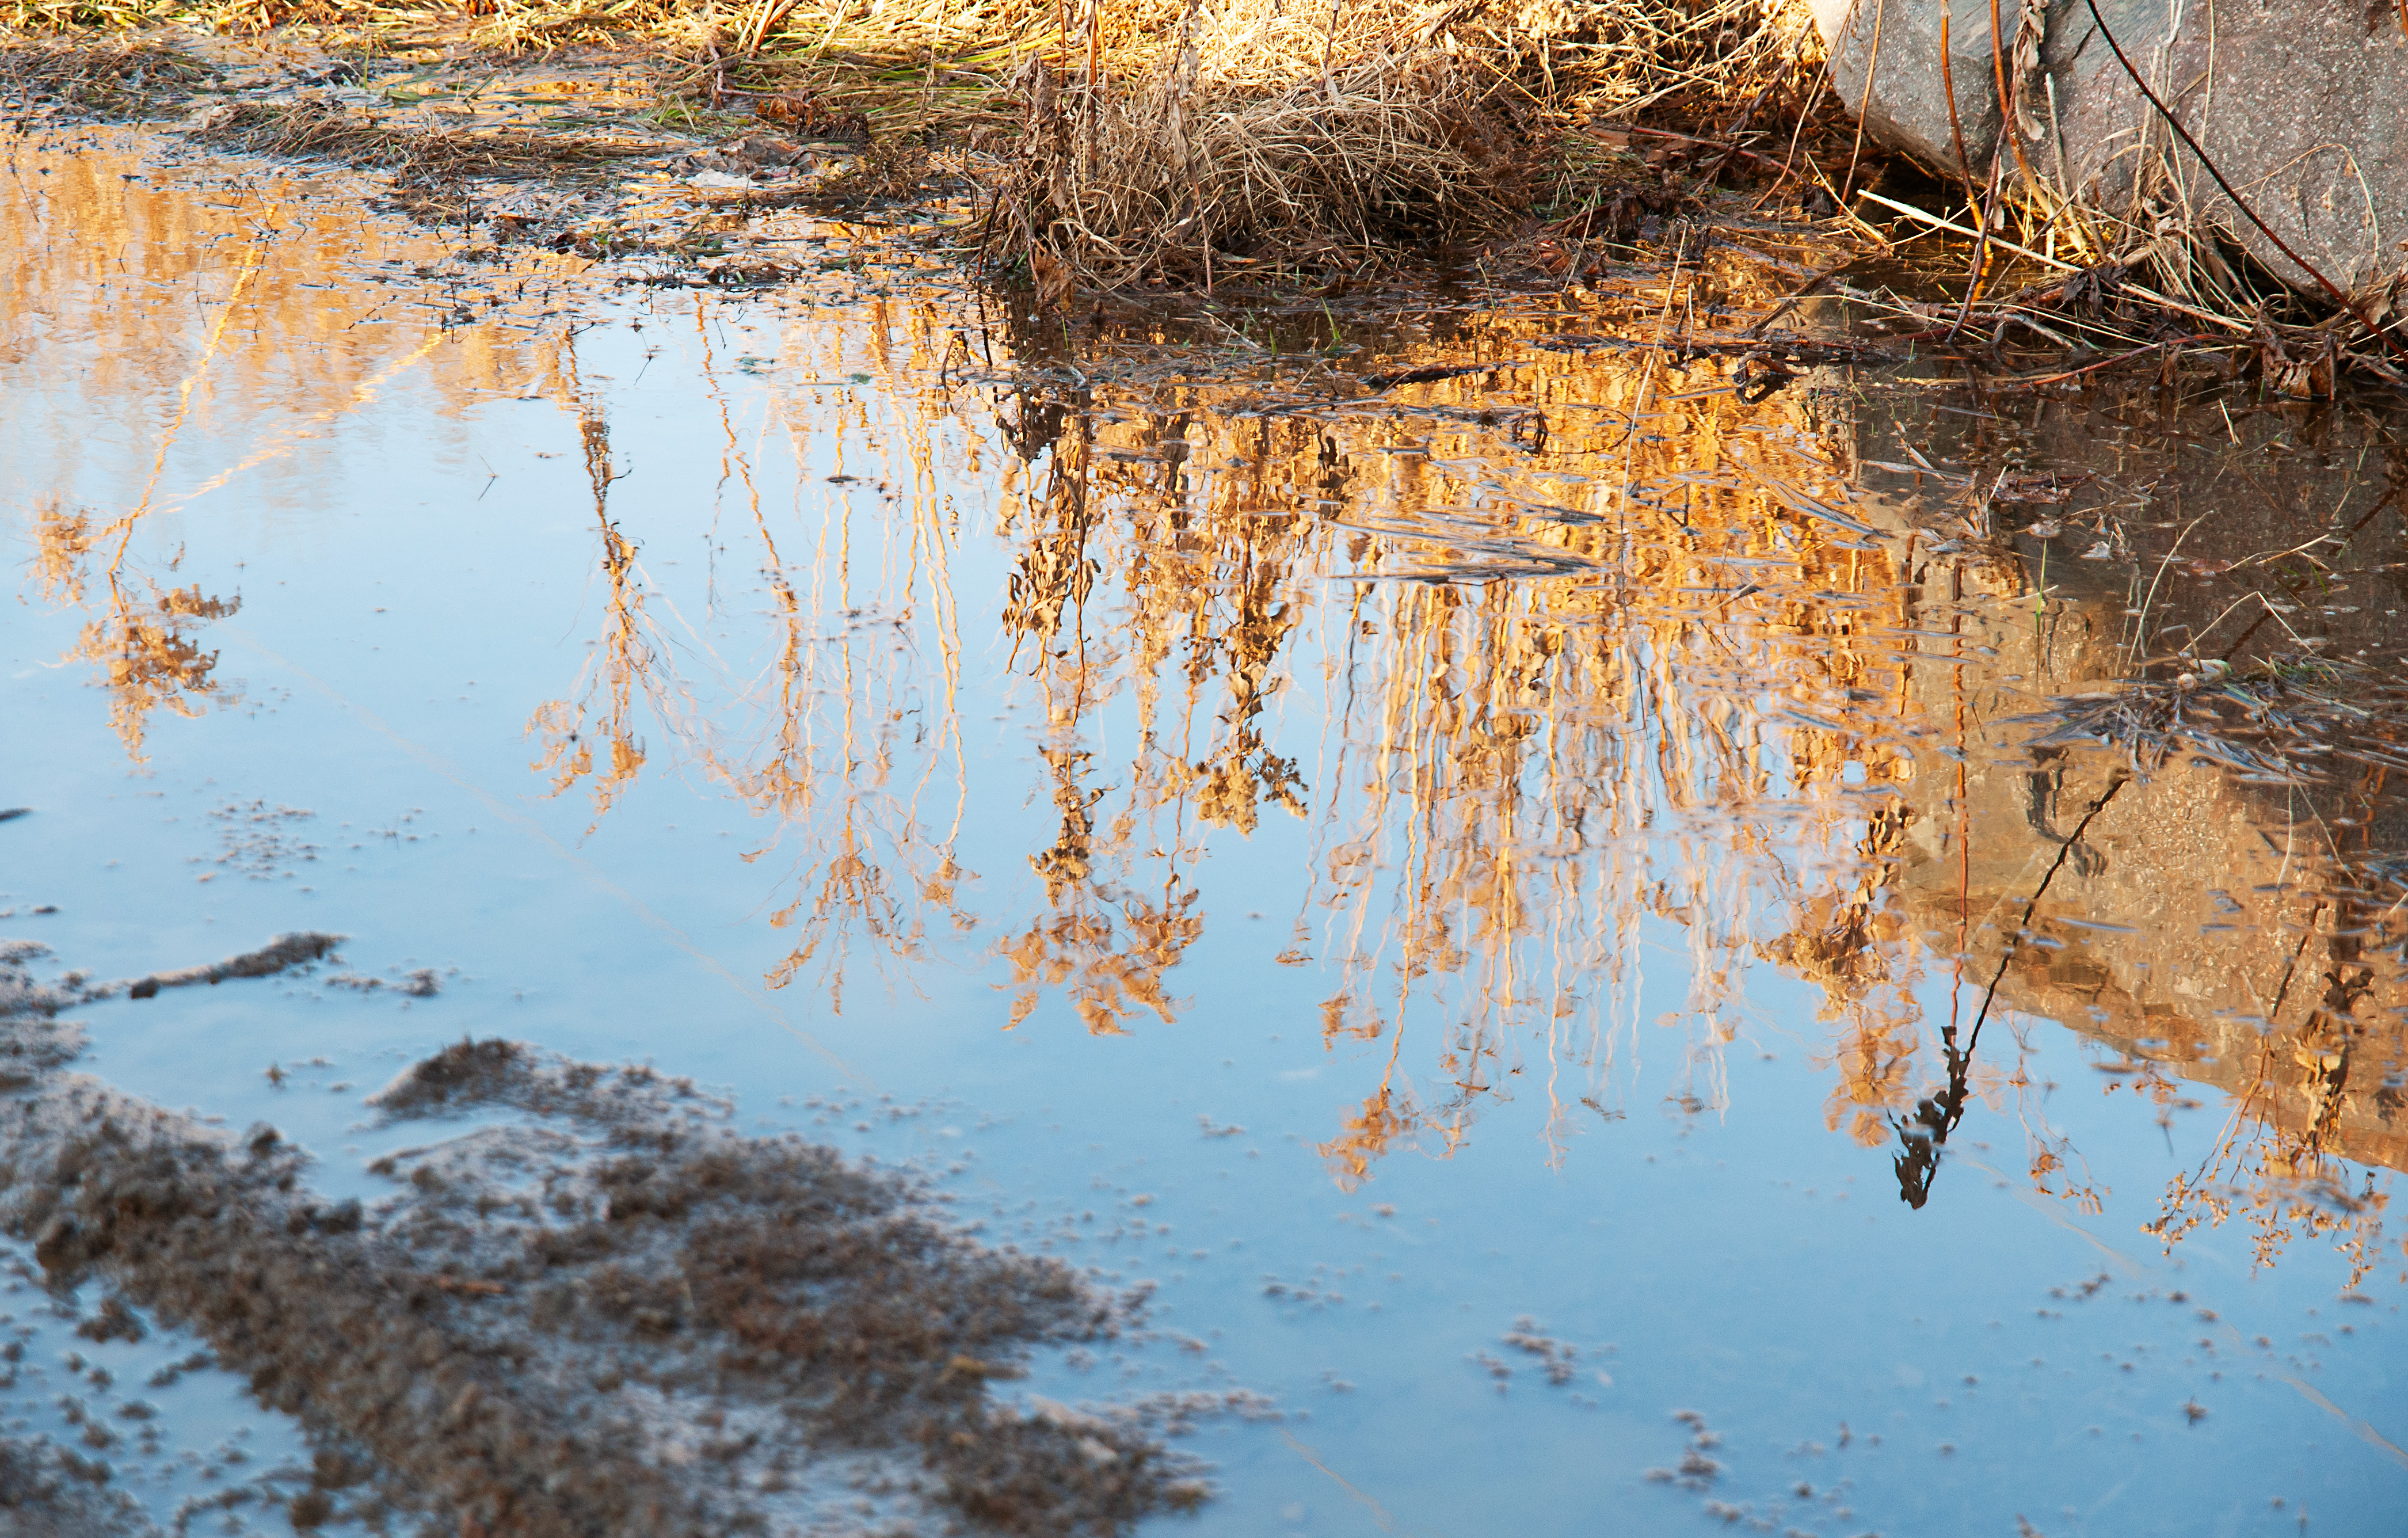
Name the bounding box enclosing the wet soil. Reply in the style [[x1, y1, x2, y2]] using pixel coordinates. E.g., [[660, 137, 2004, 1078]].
[[3, 27, 963, 284], [3, 946, 1200, 1537]]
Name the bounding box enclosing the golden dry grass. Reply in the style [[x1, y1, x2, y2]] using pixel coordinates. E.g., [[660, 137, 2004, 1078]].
[[967, 0, 1816, 286]]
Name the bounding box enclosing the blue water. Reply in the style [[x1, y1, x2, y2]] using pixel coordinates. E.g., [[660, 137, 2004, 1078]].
[[3, 125, 2403, 1538]]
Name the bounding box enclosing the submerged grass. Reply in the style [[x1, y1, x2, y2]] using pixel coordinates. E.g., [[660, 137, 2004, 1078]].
[[190, 96, 664, 180]]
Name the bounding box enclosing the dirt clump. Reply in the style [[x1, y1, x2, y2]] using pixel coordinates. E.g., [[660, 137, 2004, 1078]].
[[118, 930, 342, 999], [0, 1434, 163, 1538], [0, 950, 1205, 1536], [0, 932, 342, 1011]]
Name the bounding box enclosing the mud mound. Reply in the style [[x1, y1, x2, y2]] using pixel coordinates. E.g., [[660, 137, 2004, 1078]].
[[0, 954, 1204, 1536], [189, 100, 662, 184], [0, 933, 344, 1017]]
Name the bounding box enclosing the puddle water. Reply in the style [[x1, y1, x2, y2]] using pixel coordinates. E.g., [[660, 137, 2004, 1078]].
[[7, 124, 2408, 1536]]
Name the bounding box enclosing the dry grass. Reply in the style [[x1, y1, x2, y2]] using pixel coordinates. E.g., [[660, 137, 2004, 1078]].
[[0, 29, 215, 111], [190, 97, 664, 181], [1853, 69, 2408, 389], [4, 0, 1820, 283], [966, 0, 1815, 287]]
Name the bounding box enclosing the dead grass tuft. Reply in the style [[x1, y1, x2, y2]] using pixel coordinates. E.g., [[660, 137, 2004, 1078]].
[[0, 30, 215, 114], [459, 0, 689, 53], [965, 0, 1813, 289]]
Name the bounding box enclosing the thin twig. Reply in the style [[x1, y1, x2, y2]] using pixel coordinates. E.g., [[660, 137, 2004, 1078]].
[[1949, 154, 2001, 342], [1971, 770, 2130, 1036], [1938, 6, 1973, 196], [1986, 0, 2037, 191]]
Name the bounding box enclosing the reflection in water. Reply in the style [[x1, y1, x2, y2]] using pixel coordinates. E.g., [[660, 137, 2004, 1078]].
[[13, 131, 2408, 1303], [6, 132, 578, 763], [1892, 768, 2128, 1212], [36, 496, 242, 761], [528, 390, 652, 831], [557, 291, 2403, 1285], [75, 576, 243, 762]]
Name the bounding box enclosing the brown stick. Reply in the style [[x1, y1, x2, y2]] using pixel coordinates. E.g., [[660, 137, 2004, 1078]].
[[1940, 7, 1974, 195], [1083, 0, 1102, 185], [1949, 155, 2002, 342], [1939, 6, 1988, 342], [1987, 0, 2039, 191]]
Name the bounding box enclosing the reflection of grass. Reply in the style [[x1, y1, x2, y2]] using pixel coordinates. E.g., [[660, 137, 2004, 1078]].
[[2152, 1040, 2398, 1290], [81, 581, 242, 759], [29, 500, 92, 606], [36, 513, 243, 761], [526, 397, 656, 831], [38, 128, 2390, 1280], [528, 261, 1952, 1181], [679, 264, 1955, 1182]]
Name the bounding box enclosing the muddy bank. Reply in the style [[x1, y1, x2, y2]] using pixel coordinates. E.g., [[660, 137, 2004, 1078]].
[[0, 28, 959, 272], [0, 5, 1839, 299], [0, 946, 1206, 1537]]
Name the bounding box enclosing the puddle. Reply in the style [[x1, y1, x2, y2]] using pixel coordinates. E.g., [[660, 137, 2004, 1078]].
[[6, 125, 2408, 1536]]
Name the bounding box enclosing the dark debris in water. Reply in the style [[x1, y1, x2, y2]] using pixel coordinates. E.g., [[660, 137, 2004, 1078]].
[[120, 931, 342, 1000], [2015, 653, 2408, 786], [0, 932, 341, 1022]]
